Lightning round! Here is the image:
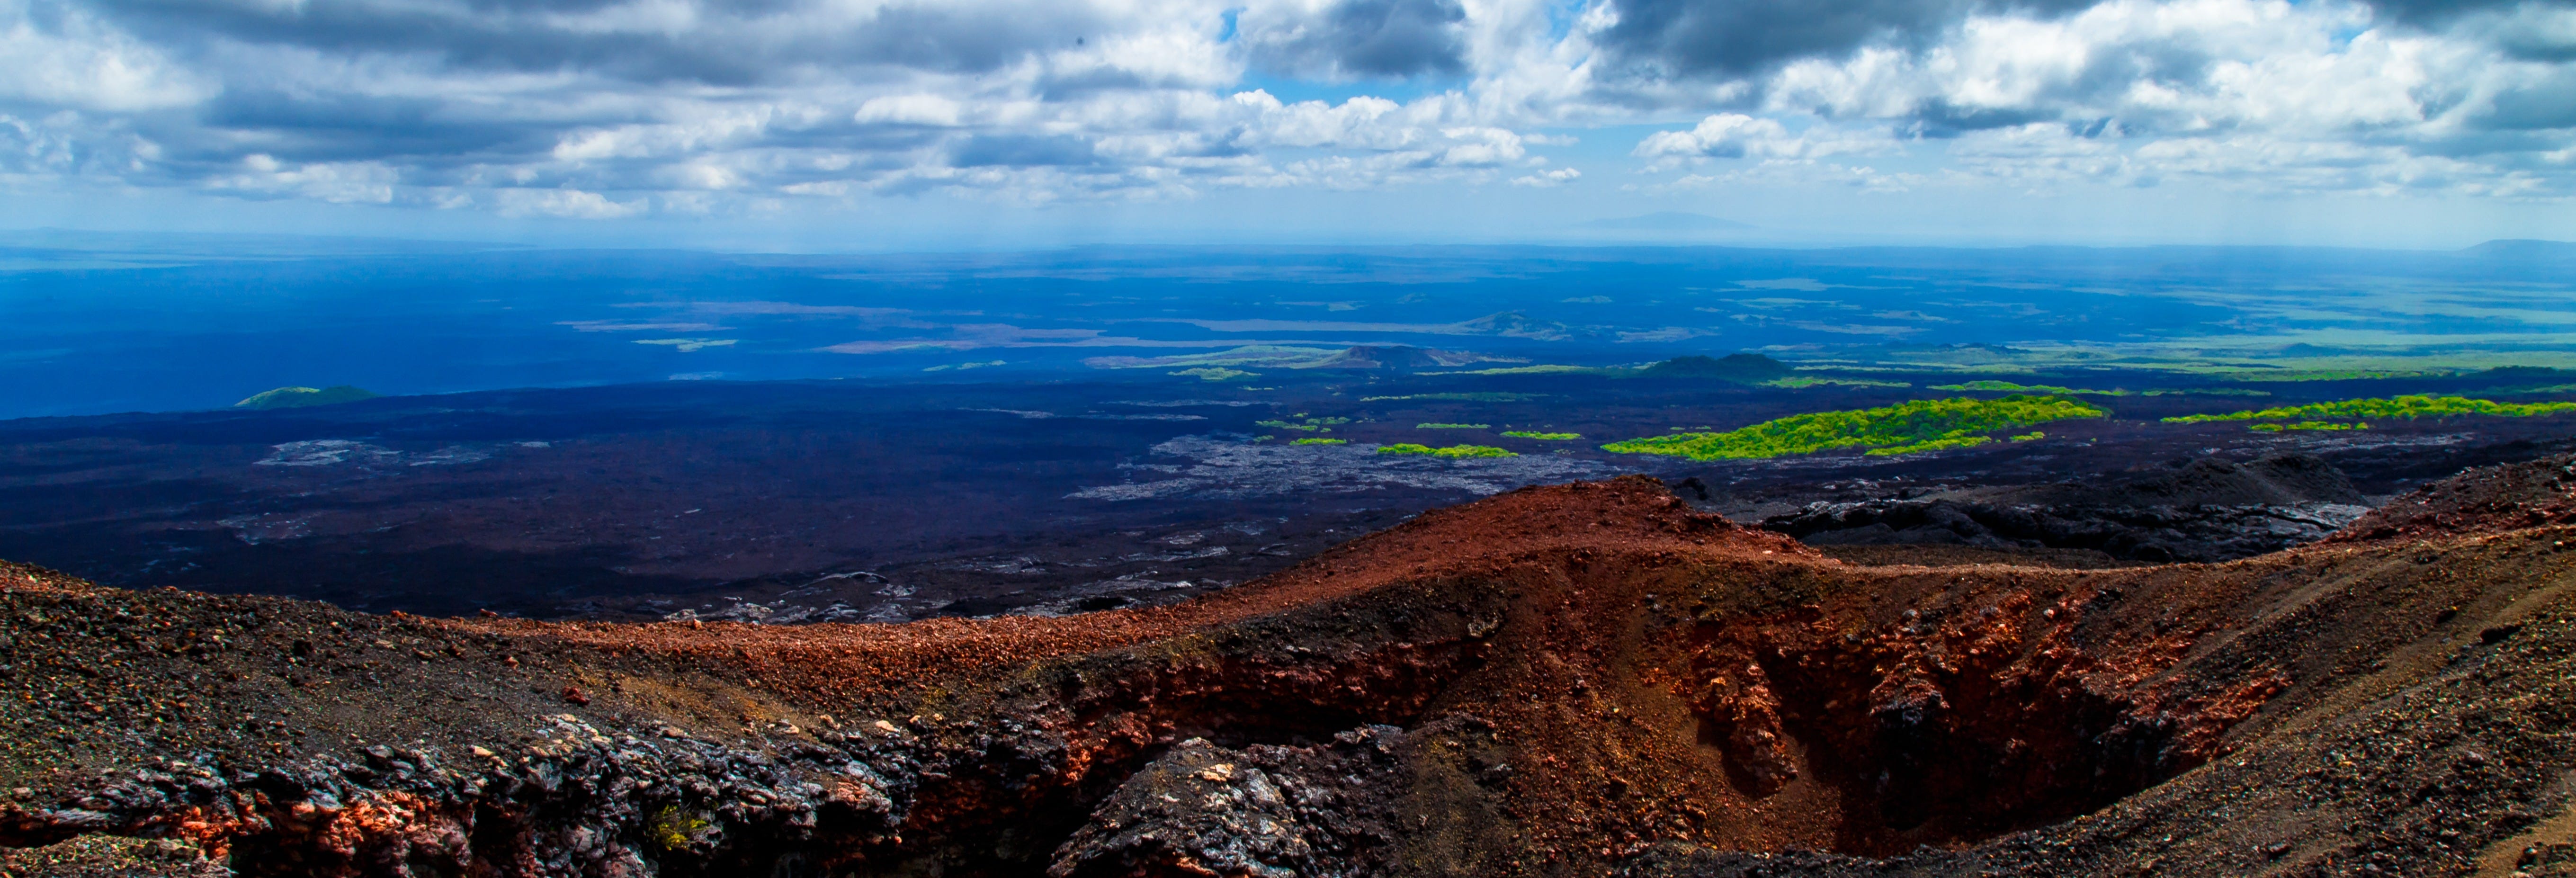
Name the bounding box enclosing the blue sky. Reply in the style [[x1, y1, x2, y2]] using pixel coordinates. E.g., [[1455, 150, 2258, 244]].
[[3, 0, 2573, 250]]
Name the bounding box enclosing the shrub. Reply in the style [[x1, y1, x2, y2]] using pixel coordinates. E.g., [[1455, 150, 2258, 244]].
[[1378, 443, 1517, 458], [2162, 395, 2576, 424], [1601, 395, 2108, 461]]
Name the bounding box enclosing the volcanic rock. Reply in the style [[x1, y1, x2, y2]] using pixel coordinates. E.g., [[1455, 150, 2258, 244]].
[[0, 463, 2573, 875], [1763, 452, 2376, 562]]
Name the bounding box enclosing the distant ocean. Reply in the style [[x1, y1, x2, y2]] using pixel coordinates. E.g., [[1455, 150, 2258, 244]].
[[3, 232, 2572, 418]]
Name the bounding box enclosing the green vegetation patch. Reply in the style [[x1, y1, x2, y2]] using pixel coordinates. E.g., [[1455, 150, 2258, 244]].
[[1415, 423, 1489, 430], [2222, 369, 2450, 383], [646, 806, 716, 852], [1765, 377, 1913, 389], [1602, 395, 2109, 461], [2162, 395, 2576, 425], [1258, 414, 1350, 433], [1866, 436, 1991, 457], [2009, 431, 2046, 441], [1360, 393, 1549, 402], [1932, 380, 2130, 396], [1292, 437, 1348, 445], [2140, 388, 2272, 397], [235, 385, 379, 410], [1378, 443, 1518, 458], [1170, 367, 1259, 382], [1501, 430, 1581, 440], [2249, 421, 2367, 432], [1446, 364, 1628, 376]]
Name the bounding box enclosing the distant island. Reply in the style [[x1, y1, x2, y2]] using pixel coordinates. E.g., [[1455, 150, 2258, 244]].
[[235, 385, 380, 410]]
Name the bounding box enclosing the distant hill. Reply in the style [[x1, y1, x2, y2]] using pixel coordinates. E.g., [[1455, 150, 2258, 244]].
[[1576, 212, 1754, 232], [1638, 353, 1794, 384], [1300, 346, 1526, 371], [2461, 240, 2576, 260], [235, 385, 379, 410], [1455, 312, 1581, 341]]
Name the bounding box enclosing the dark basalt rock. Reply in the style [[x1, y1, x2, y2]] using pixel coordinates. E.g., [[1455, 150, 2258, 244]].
[[1764, 453, 2376, 562]]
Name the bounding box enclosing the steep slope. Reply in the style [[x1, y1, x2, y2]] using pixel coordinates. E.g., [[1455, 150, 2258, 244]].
[[0, 466, 2573, 876]]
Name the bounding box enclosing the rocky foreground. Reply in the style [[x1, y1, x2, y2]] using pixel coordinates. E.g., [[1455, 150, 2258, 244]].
[[2, 457, 2576, 876]]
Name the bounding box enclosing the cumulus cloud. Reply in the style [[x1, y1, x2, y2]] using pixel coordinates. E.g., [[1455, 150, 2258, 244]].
[[1623, 0, 2576, 197], [0, 0, 2566, 214], [1237, 0, 1471, 79]]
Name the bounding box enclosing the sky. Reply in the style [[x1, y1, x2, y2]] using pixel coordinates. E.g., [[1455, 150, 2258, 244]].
[[3, 0, 2574, 249]]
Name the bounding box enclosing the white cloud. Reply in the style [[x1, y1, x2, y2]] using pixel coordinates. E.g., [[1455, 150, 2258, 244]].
[[1510, 166, 1579, 186], [208, 156, 399, 203], [0, 0, 2563, 215], [494, 188, 650, 218], [0, 0, 207, 111]]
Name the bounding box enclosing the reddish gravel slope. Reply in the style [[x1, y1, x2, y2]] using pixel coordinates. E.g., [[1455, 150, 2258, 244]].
[[1, 467, 2575, 876]]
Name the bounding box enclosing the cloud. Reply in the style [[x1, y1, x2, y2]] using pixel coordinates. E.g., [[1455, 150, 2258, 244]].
[[0, 0, 2567, 214], [495, 188, 648, 218], [1619, 0, 2576, 197], [1592, 0, 2085, 81], [1237, 0, 1470, 79]]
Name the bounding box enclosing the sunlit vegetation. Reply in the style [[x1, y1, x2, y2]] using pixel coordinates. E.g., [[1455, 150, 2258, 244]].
[[235, 385, 379, 410], [1360, 393, 1549, 402], [1602, 395, 2109, 461], [1764, 377, 1913, 389], [1256, 414, 1351, 433], [2010, 431, 2046, 441], [1501, 431, 1580, 439], [1292, 438, 1348, 445], [2162, 395, 2576, 425], [1170, 367, 1258, 382], [2140, 388, 2272, 397], [1378, 443, 1518, 458], [1416, 423, 1489, 430], [1933, 380, 2129, 396], [2249, 421, 2366, 432], [1866, 436, 1991, 456]]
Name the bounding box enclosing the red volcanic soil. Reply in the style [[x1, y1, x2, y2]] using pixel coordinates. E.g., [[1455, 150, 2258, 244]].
[[2, 466, 2576, 876]]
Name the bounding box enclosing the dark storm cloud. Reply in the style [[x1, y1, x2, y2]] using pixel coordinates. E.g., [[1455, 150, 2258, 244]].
[[2474, 73, 2576, 130], [1595, 0, 2095, 79], [1244, 0, 1468, 79], [85, 0, 1109, 84], [2366, 0, 2576, 62], [2367, 0, 2573, 25], [201, 90, 564, 164]]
